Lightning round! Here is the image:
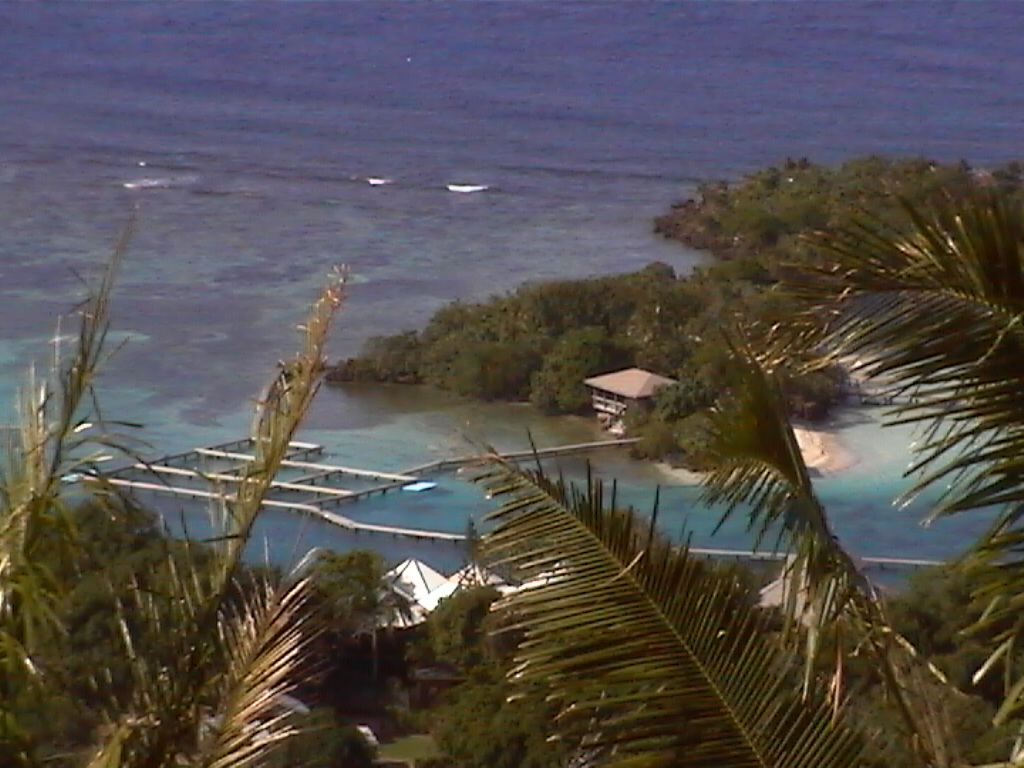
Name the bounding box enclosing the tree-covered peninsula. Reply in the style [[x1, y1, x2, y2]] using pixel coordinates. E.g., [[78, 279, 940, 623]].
[[328, 156, 1024, 463]]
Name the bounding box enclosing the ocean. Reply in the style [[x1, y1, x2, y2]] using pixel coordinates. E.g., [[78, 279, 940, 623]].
[[2, 1, 1021, 570]]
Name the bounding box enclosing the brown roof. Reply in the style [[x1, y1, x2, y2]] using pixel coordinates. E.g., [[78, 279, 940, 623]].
[[583, 368, 677, 399]]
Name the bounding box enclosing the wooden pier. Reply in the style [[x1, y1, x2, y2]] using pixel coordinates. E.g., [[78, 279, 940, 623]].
[[687, 546, 941, 573], [102, 436, 942, 571], [105, 436, 639, 543], [400, 437, 639, 475]]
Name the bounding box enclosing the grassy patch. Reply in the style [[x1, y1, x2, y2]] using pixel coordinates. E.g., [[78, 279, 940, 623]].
[[379, 733, 440, 763]]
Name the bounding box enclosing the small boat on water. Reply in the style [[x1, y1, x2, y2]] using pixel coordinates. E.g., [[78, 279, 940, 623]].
[[403, 481, 437, 492], [365, 177, 393, 186]]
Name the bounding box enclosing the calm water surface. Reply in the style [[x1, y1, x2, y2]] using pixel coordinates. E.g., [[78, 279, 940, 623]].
[[2, 1, 1021, 567]]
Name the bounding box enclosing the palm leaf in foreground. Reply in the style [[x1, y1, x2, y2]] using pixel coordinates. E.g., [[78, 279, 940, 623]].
[[700, 338, 967, 768], [479, 460, 865, 768], [196, 574, 319, 768], [789, 189, 1024, 521], [784, 190, 1024, 726], [84, 268, 347, 767], [0, 227, 142, 767], [700, 339, 867, 686]]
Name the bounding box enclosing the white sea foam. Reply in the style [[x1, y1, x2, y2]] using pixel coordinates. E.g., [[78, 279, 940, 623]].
[[445, 183, 489, 193], [39, 330, 150, 346], [122, 174, 199, 190]]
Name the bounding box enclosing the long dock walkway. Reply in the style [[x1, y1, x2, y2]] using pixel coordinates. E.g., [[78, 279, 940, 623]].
[[687, 546, 942, 572], [105, 436, 639, 543], [104, 475, 463, 542], [101, 436, 944, 569], [401, 437, 639, 475]]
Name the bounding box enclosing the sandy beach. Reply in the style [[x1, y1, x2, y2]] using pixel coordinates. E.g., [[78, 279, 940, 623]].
[[792, 425, 857, 475], [656, 422, 857, 485]]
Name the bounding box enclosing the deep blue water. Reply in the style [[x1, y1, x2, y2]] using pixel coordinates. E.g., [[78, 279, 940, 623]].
[[2, 1, 1021, 569]]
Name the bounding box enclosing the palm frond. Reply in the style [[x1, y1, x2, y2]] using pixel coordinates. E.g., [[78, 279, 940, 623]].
[[85, 269, 346, 767], [788, 189, 1024, 521], [0, 225, 141, 766], [196, 575, 319, 768], [698, 338, 965, 767], [84, 723, 131, 768], [219, 266, 347, 579], [700, 337, 828, 546], [699, 338, 866, 674], [779, 189, 1024, 735], [479, 460, 865, 768]]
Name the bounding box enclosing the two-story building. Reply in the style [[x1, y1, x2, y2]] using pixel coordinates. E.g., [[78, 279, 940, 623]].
[[583, 367, 677, 432]]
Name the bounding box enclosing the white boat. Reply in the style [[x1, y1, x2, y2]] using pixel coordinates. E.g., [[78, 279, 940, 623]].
[[365, 177, 393, 186]]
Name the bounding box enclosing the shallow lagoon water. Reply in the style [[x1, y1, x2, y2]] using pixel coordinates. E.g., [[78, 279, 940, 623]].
[[4, 1, 1022, 569], [145, 383, 991, 573]]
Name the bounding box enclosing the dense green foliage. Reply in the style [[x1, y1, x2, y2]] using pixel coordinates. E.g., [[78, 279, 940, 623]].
[[20, 515, 408, 766], [332, 157, 1024, 465], [330, 262, 689, 406], [654, 155, 1024, 272], [272, 711, 376, 768], [854, 568, 1023, 766], [796, 566, 1024, 767], [420, 586, 505, 672], [330, 259, 843, 465], [310, 549, 411, 639], [25, 504, 1024, 768], [430, 679, 565, 768], [10, 499, 264, 762], [414, 586, 567, 768]]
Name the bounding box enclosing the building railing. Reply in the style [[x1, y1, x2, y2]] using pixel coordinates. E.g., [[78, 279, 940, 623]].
[[590, 393, 627, 416]]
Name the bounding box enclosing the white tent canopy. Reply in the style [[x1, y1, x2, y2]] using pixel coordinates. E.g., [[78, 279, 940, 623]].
[[382, 558, 514, 626]]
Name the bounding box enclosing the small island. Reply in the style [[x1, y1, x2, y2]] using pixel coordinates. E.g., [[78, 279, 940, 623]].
[[328, 155, 1024, 468]]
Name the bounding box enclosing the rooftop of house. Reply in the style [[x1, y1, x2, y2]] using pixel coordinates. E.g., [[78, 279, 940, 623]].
[[583, 367, 677, 399]]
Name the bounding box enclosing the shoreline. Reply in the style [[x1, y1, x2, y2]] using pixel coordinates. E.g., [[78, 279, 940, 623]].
[[655, 421, 858, 485], [793, 424, 858, 476]]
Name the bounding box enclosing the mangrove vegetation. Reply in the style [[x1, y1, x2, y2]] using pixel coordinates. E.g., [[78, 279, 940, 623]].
[[330, 155, 1024, 466]]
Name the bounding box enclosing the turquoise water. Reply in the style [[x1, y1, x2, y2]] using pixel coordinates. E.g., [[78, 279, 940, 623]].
[[4, 1, 1021, 570], [145, 384, 989, 572], [813, 409, 990, 563]]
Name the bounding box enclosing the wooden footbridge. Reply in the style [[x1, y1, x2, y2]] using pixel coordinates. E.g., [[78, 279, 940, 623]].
[[685, 546, 941, 573], [104, 436, 639, 543], [104, 436, 943, 572]]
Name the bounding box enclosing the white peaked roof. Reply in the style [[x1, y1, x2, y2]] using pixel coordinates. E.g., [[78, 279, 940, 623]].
[[383, 558, 522, 625], [583, 368, 677, 399], [422, 580, 459, 611], [388, 558, 450, 606]]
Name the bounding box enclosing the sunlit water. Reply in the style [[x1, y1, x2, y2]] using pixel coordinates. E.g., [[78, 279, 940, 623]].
[[3, 1, 1020, 569]]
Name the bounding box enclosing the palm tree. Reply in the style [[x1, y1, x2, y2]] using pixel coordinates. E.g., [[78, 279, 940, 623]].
[[476, 459, 866, 768], [0, 228, 347, 766], [474, 186, 1024, 768], [308, 549, 413, 682], [772, 186, 1024, 758], [84, 266, 346, 768], [0, 236, 135, 766], [698, 336, 963, 767]]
